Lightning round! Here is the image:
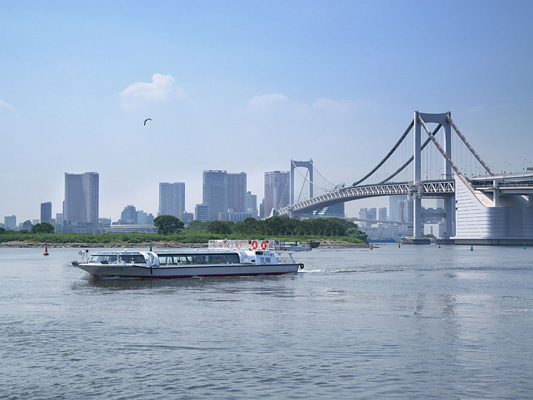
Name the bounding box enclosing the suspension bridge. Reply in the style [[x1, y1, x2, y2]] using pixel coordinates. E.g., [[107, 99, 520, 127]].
[[277, 111, 533, 243]]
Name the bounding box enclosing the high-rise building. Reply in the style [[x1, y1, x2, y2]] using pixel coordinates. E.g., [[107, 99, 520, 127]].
[[359, 207, 368, 227], [120, 205, 137, 224], [203, 170, 228, 221], [55, 213, 64, 232], [195, 204, 209, 222], [136, 210, 147, 225], [159, 182, 186, 218], [264, 171, 290, 218], [378, 207, 387, 221], [4, 215, 16, 229], [398, 199, 413, 223], [389, 195, 407, 222], [227, 173, 247, 213], [259, 199, 265, 219], [41, 202, 52, 224], [64, 172, 99, 229], [244, 191, 258, 219]]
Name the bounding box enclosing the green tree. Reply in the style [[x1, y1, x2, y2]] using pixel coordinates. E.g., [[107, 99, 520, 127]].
[[0, 227, 5, 234], [31, 222, 55, 234], [232, 217, 261, 235], [186, 220, 207, 232], [207, 220, 233, 235], [153, 215, 184, 235]]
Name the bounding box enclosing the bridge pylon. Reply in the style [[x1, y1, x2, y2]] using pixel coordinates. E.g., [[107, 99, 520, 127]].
[[290, 159, 314, 208], [414, 111, 455, 239]]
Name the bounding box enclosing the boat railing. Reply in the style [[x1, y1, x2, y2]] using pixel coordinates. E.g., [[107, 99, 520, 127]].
[[208, 239, 288, 251]]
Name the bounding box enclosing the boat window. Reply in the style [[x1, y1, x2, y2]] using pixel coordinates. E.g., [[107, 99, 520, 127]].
[[171, 255, 190, 264], [159, 256, 174, 265], [133, 255, 146, 263], [210, 255, 227, 264], [192, 255, 209, 264], [209, 254, 240, 264], [158, 253, 240, 265]]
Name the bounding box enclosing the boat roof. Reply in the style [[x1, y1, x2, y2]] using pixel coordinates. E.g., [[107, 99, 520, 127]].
[[90, 251, 146, 256], [156, 250, 241, 255], [89, 249, 244, 256]]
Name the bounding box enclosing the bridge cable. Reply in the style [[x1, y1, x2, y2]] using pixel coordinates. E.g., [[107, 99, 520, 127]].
[[296, 169, 309, 203], [447, 116, 494, 176], [312, 165, 337, 188], [276, 177, 290, 212], [351, 120, 414, 187], [291, 160, 334, 192], [379, 125, 441, 184], [418, 116, 464, 178], [292, 162, 330, 192]]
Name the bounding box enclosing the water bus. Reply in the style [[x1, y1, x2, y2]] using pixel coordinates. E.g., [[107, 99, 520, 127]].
[[71, 240, 304, 279]]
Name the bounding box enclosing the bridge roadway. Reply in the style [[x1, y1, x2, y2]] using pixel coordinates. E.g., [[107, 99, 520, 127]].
[[469, 173, 533, 195], [277, 179, 455, 216], [277, 173, 533, 217]]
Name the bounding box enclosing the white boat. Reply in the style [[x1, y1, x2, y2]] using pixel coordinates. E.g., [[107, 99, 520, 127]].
[[71, 240, 304, 279], [284, 242, 312, 252]]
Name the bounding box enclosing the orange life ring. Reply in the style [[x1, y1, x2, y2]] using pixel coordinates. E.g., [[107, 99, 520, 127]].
[[261, 241, 268, 250], [252, 241, 258, 249]]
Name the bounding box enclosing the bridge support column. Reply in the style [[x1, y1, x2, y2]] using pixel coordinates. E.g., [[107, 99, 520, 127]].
[[413, 111, 423, 238], [444, 196, 455, 238], [442, 112, 454, 238], [493, 180, 500, 207]]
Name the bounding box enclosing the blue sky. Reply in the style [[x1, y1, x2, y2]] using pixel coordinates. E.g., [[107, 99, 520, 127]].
[[1, 0, 533, 222]]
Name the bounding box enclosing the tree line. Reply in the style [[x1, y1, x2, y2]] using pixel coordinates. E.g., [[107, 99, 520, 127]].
[[0, 217, 367, 243], [154, 215, 367, 240]]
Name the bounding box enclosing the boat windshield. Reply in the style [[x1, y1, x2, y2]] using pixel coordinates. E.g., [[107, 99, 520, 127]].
[[88, 255, 118, 263], [88, 254, 146, 264]]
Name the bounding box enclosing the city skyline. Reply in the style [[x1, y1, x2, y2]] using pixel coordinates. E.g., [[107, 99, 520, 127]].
[[0, 167, 308, 224], [1, 1, 533, 222]]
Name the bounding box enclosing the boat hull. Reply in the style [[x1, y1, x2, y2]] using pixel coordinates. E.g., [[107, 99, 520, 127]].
[[74, 263, 303, 279]]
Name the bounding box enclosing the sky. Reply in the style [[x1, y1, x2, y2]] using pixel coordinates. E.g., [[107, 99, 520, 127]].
[[1, 0, 533, 223]]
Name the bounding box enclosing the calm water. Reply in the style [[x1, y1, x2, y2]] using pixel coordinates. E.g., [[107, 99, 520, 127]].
[[1, 245, 533, 399]]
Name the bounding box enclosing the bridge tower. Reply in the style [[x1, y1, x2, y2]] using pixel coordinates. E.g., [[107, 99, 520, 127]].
[[290, 159, 314, 207], [413, 112, 455, 239]]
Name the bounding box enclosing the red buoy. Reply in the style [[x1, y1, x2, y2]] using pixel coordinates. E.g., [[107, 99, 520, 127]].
[[43, 241, 49, 256]]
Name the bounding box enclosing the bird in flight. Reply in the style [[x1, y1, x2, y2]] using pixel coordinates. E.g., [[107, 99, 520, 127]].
[[144, 118, 152, 126]]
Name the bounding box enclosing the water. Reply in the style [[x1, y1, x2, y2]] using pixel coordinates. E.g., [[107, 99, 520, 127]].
[[1, 245, 533, 399]]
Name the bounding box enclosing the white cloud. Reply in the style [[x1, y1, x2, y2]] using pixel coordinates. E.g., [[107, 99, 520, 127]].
[[0, 98, 14, 112], [248, 93, 289, 108], [119, 73, 189, 106], [312, 97, 359, 113]]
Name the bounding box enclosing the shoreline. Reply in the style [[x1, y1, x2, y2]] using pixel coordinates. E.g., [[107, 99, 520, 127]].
[[0, 240, 369, 249]]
